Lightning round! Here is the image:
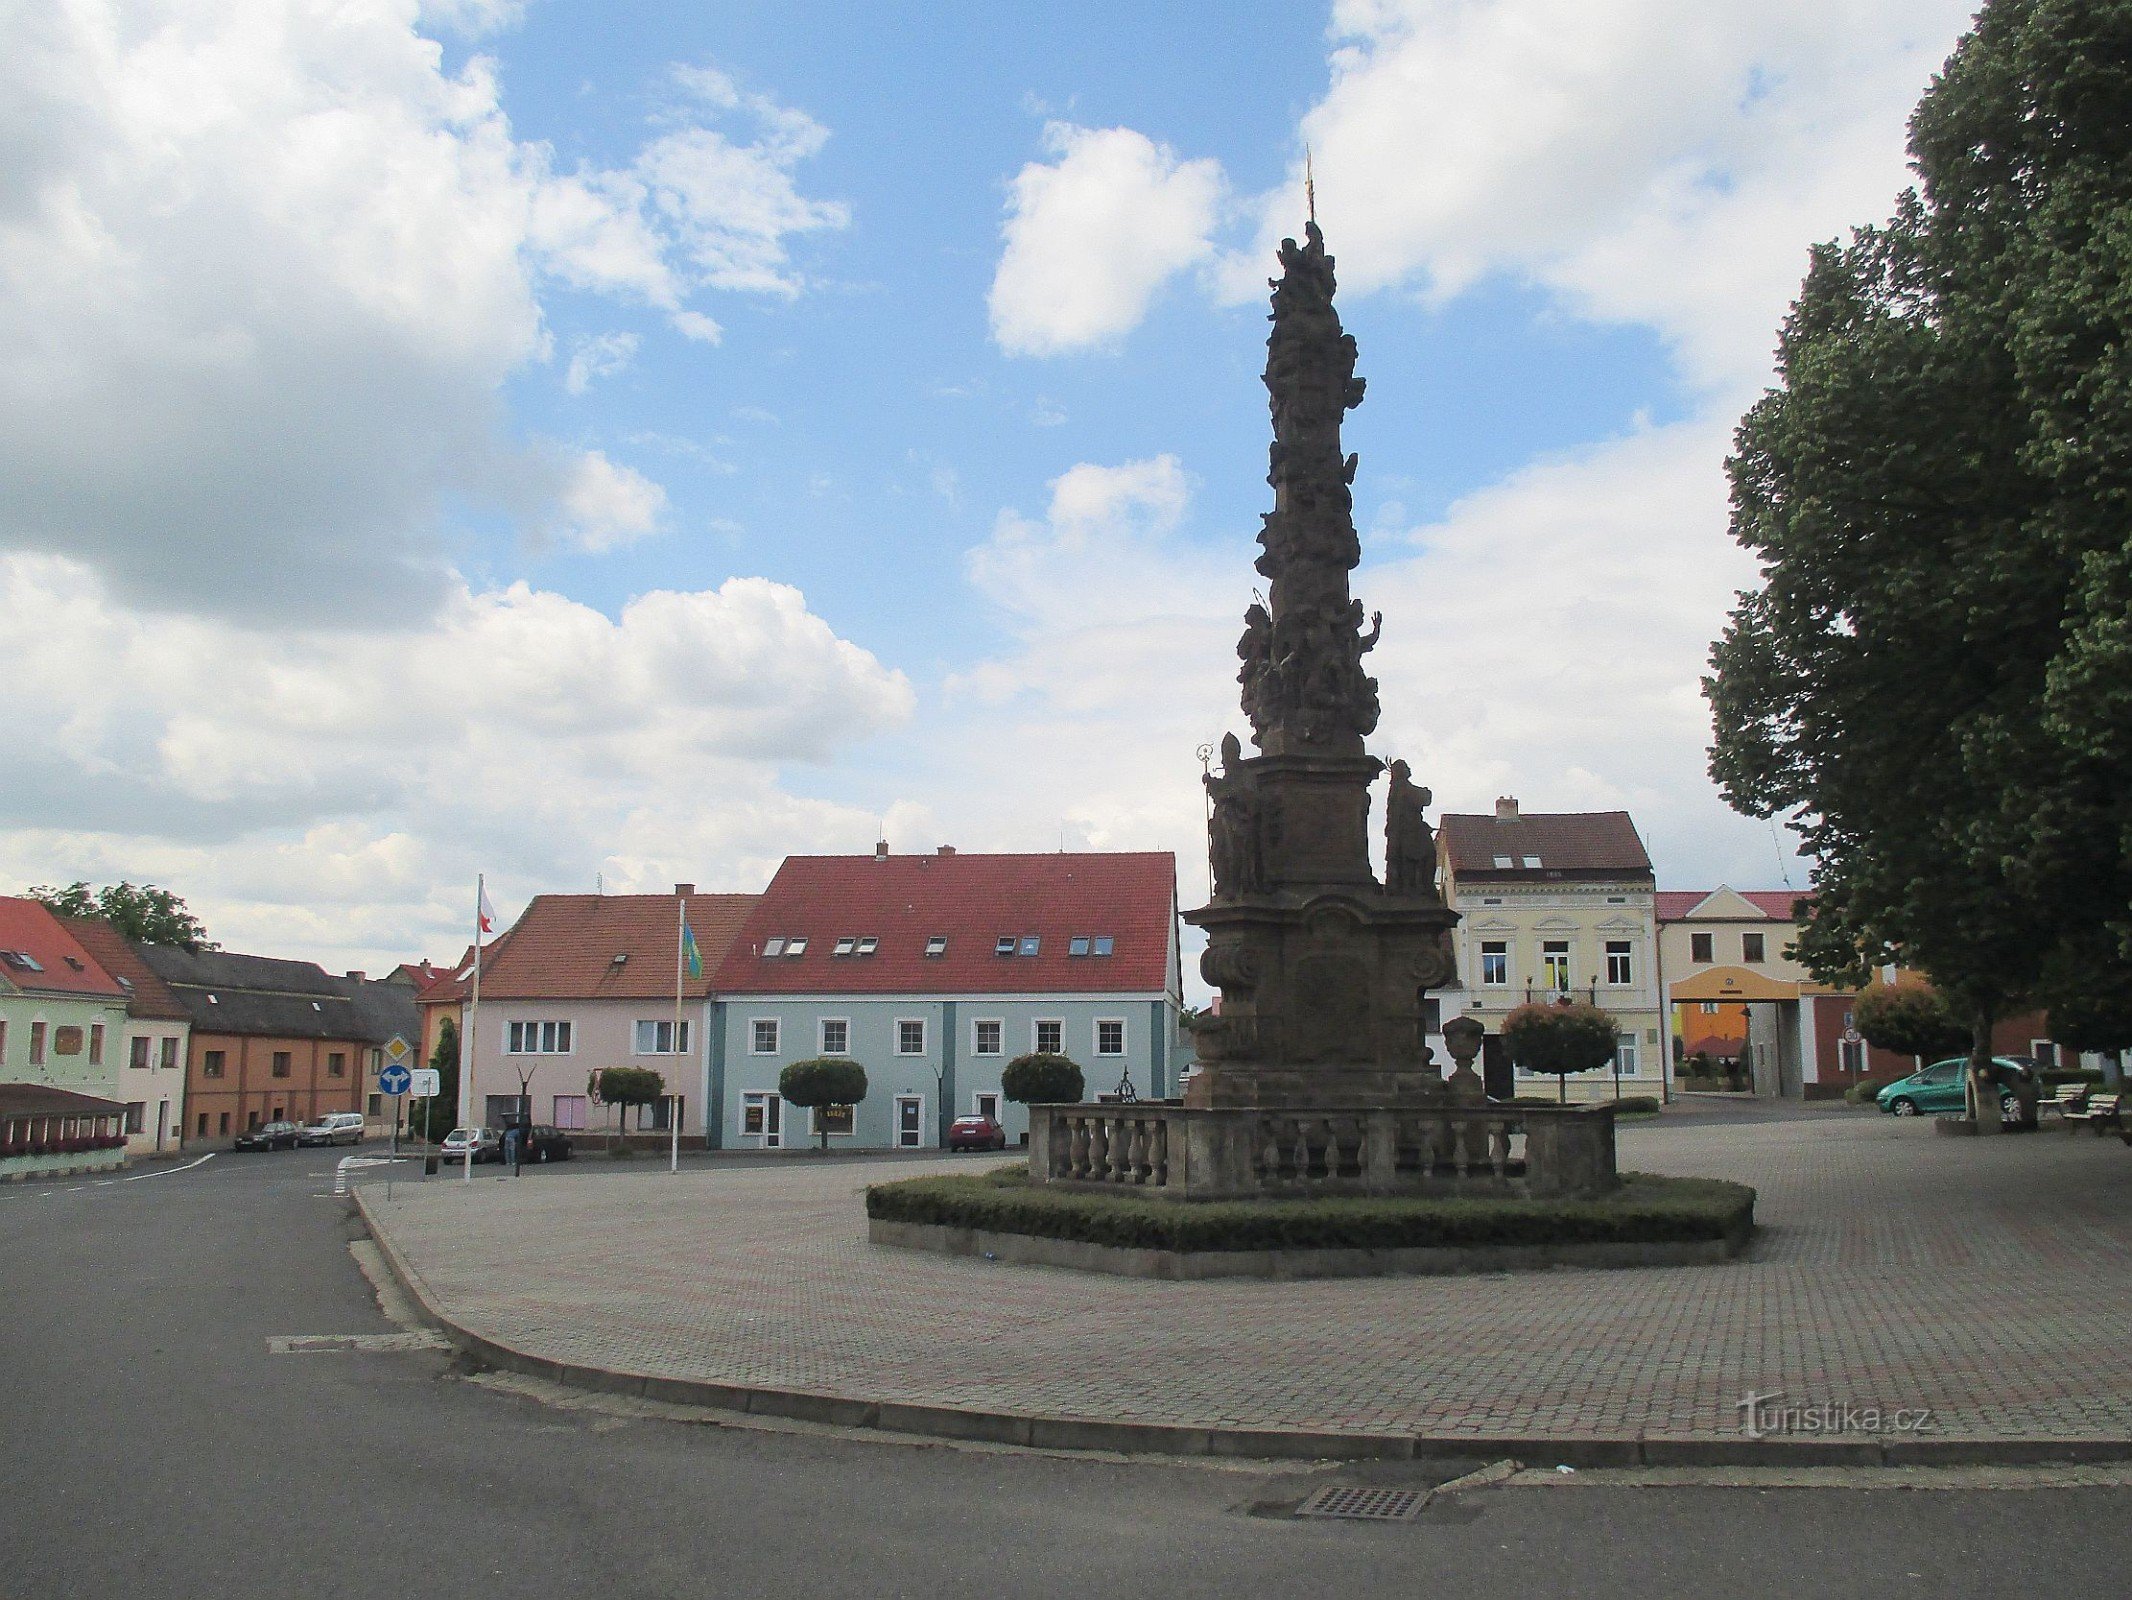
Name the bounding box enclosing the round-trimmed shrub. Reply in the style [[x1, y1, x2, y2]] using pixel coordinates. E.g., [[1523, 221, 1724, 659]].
[[780, 1057, 869, 1151], [1001, 1052, 1085, 1106]]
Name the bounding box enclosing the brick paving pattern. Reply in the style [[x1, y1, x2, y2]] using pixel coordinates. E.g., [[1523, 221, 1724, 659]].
[[364, 1114, 2132, 1443]]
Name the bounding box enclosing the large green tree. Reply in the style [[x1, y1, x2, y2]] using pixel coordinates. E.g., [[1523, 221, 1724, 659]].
[[1707, 0, 2132, 1125], [28, 880, 214, 950]]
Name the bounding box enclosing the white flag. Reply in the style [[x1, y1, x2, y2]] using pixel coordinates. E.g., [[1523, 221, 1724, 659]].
[[478, 881, 497, 936]]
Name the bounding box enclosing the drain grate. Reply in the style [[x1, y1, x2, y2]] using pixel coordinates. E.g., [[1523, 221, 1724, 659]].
[[1294, 1485, 1427, 1523]]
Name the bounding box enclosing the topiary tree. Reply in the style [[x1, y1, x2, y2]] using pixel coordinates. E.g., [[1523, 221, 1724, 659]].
[[1001, 1052, 1085, 1107], [1501, 1001, 1620, 1104], [1853, 983, 1968, 1066], [779, 1058, 868, 1151], [591, 1065, 666, 1150]]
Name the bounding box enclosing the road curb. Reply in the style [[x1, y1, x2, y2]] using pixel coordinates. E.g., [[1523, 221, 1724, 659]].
[[349, 1187, 2132, 1470]]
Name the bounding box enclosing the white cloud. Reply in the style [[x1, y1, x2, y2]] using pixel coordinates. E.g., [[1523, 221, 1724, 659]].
[[989, 124, 1226, 356], [0, 1, 845, 620], [1223, 0, 1977, 394], [565, 331, 639, 394], [0, 553, 915, 967], [671, 310, 724, 343], [551, 451, 666, 552]]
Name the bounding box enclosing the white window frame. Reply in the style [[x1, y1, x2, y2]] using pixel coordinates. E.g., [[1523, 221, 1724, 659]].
[[507, 1020, 574, 1055], [750, 1018, 780, 1056], [552, 1094, 587, 1131], [896, 1018, 926, 1056], [1479, 941, 1509, 986], [633, 1019, 690, 1056], [818, 1017, 851, 1057], [1541, 941, 1572, 992], [893, 1093, 926, 1149], [973, 1091, 1001, 1121], [1614, 1034, 1640, 1076], [1033, 1018, 1064, 1055], [739, 1091, 782, 1147], [1604, 941, 1634, 986], [972, 1018, 1003, 1056], [1094, 1017, 1126, 1057]]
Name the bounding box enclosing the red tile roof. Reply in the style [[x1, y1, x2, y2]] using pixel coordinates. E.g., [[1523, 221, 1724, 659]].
[[1439, 811, 1653, 881], [712, 851, 1177, 997], [1656, 889, 1814, 922], [0, 898, 127, 1000], [475, 893, 758, 1001], [54, 917, 191, 1021]]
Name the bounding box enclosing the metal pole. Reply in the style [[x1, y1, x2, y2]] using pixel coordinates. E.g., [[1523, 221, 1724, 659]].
[[465, 875, 483, 1185], [672, 896, 686, 1175]]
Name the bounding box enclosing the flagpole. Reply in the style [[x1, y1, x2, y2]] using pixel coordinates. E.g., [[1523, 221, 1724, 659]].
[[465, 874, 482, 1185], [672, 896, 686, 1174]]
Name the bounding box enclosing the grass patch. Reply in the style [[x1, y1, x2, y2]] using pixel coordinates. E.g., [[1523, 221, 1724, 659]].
[[867, 1168, 1754, 1254]]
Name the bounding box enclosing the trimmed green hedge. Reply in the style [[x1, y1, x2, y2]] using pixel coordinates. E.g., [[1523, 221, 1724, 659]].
[[866, 1168, 1754, 1253]]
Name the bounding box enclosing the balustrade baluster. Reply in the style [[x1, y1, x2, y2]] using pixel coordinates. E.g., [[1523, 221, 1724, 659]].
[[1488, 1117, 1510, 1177], [1149, 1118, 1169, 1186]]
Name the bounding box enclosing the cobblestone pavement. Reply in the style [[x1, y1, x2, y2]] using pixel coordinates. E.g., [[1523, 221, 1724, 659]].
[[361, 1114, 2132, 1444]]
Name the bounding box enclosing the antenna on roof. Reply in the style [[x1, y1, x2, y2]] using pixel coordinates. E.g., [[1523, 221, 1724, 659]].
[[596, 872, 604, 896]]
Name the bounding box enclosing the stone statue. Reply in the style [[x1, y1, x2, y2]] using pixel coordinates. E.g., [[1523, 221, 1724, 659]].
[[1385, 759, 1437, 899], [1205, 732, 1264, 897]]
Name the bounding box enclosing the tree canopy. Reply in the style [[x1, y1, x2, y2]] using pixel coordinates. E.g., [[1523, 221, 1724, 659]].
[[1707, 1, 2132, 1085], [1853, 983, 1969, 1063], [1001, 1053, 1085, 1106], [408, 1016, 459, 1141], [1500, 1002, 1620, 1103], [591, 1065, 666, 1138], [779, 1058, 868, 1151], [28, 880, 214, 950]]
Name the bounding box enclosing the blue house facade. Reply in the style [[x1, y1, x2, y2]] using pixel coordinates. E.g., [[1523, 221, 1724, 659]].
[[704, 849, 1185, 1150]]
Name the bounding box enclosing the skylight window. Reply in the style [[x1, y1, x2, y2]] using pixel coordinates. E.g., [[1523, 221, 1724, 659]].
[[611, 953, 628, 966], [63, 956, 85, 972], [1492, 855, 1514, 868], [855, 937, 878, 956], [762, 937, 786, 958], [995, 936, 1016, 956], [784, 937, 808, 957], [833, 937, 857, 957], [1069, 937, 1090, 957], [1522, 856, 1543, 868], [0, 950, 43, 972], [925, 936, 948, 957], [1018, 936, 1041, 957], [1092, 936, 1113, 957]]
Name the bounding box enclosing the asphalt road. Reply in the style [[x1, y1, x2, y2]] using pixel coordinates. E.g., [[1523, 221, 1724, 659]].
[[4, 1148, 2130, 1600]]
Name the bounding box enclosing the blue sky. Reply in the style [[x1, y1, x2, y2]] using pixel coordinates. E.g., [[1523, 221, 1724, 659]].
[[0, 0, 1983, 971]]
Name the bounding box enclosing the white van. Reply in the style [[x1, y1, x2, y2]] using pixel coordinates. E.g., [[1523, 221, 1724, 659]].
[[298, 1111, 366, 1147]]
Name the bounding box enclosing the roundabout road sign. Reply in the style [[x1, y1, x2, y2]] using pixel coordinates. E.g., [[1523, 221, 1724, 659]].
[[379, 1063, 413, 1096]]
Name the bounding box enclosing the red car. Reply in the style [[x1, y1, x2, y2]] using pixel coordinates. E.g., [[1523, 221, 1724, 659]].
[[947, 1114, 1007, 1152]]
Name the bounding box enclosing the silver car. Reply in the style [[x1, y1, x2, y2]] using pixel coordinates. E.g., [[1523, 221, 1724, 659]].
[[439, 1126, 500, 1163]]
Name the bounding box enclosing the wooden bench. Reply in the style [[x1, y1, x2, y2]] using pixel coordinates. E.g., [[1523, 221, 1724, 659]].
[[2044, 1083, 2093, 1127], [2059, 1091, 2122, 1134]]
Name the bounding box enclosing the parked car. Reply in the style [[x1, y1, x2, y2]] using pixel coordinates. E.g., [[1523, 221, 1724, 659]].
[[297, 1111, 366, 1147], [947, 1114, 1007, 1152], [1877, 1056, 2035, 1118], [439, 1126, 501, 1163], [501, 1124, 574, 1162], [234, 1120, 302, 1152]]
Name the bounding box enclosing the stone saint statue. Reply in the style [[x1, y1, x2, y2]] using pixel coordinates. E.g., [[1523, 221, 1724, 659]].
[[1205, 732, 1264, 897], [1385, 759, 1437, 899]]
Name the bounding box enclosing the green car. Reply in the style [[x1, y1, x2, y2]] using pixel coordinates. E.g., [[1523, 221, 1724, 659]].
[[1876, 1056, 2033, 1118]]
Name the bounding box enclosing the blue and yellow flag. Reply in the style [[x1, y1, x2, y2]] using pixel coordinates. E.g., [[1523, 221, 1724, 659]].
[[681, 920, 703, 980]]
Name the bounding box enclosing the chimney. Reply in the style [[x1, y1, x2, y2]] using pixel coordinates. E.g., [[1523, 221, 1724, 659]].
[[874, 840, 889, 860], [674, 882, 695, 897], [346, 970, 366, 982], [936, 845, 956, 857], [1495, 796, 1520, 820]]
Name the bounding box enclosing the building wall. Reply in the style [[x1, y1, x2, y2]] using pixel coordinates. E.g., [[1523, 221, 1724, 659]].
[[1439, 883, 1664, 1102], [114, 1018, 190, 1154], [182, 1031, 367, 1142], [712, 992, 1181, 1150], [461, 998, 710, 1139], [0, 992, 126, 1103]]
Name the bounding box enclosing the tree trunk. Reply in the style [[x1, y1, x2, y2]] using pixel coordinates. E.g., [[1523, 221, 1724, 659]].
[[1557, 1074, 1567, 1104], [1967, 1006, 2003, 1134]]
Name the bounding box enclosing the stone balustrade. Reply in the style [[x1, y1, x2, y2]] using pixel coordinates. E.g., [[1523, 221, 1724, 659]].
[[1028, 1100, 1617, 1201]]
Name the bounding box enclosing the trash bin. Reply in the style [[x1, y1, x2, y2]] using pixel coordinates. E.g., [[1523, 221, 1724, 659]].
[[423, 1154, 439, 1176]]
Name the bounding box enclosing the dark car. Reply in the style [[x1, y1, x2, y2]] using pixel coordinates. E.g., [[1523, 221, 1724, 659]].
[[234, 1120, 302, 1151], [508, 1124, 575, 1162], [947, 1114, 1007, 1152]]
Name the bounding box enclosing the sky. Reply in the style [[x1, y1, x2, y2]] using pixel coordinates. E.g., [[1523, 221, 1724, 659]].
[[1, 0, 1988, 982]]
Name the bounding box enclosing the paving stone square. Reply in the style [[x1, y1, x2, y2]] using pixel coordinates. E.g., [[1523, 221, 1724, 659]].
[[363, 1111, 2132, 1445]]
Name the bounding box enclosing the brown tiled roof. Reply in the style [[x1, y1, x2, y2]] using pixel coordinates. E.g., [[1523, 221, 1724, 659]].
[[1655, 889, 1813, 922], [0, 898, 127, 1000], [1440, 811, 1653, 882], [55, 917, 191, 1021], [476, 893, 758, 1001], [712, 851, 1177, 997]]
